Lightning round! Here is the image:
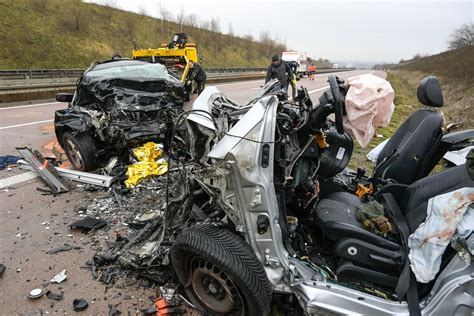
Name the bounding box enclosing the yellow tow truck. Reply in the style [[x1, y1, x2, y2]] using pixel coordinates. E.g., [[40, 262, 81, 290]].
[[132, 33, 199, 100]]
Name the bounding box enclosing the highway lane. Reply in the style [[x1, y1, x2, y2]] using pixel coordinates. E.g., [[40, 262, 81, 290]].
[[0, 70, 384, 155]]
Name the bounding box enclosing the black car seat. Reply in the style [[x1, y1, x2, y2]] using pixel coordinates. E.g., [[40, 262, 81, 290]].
[[314, 164, 474, 287], [373, 76, 444, 186]]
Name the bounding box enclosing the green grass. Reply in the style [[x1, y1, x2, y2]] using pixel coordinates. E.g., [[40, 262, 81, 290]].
[[0, 0, 284, 69], [348, 72, 416, 170]]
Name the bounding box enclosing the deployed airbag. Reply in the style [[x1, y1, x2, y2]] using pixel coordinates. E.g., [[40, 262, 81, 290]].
[[344, 74, 395, 147]]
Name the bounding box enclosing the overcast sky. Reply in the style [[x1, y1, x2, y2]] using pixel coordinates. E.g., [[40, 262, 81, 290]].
[[107, 0, 472, 64]]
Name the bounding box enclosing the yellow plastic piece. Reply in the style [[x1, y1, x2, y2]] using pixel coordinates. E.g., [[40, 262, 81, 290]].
[[355, 183, 373, 198], [125, 142, 168, 188], [314, 132, 329, 148]]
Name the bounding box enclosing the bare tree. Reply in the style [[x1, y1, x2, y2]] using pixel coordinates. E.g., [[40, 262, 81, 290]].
[[448, 23, 474, 50], [259, 30, 272, 56], [209, 18, 221, 33], [227, 22, 234, 36], [243, 34, 254, 42], [185, 13, 199, 28], [176, 8, 186, 32], [209, 18, 221, 56], [158, 3, 174, 36], [138, 5, 149, 17], [123, 13, 137, 45], [200, 19, 211, 31], [61, 3, 87, 33]]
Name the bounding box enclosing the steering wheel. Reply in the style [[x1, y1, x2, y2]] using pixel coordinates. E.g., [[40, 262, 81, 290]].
[[328, 75, 344, 134]]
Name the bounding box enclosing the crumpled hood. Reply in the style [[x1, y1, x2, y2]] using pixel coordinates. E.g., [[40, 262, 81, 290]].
[[74, 77, 185, 111]]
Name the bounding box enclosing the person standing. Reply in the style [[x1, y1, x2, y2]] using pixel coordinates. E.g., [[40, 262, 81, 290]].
[[188, 61, 207, 95], [308, 63, 316, 81], [265, 54, 295, 95]]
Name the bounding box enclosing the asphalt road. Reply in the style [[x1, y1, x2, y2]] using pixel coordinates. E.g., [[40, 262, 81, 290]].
[[0, 69, 385, 315]]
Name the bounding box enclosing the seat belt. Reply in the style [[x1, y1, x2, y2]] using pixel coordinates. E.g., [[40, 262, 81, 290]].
[[382, 193, 421, 316]]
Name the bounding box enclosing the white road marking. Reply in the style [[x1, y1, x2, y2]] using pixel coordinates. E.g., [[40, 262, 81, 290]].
[[0, 119, 54, 130], [0, 171, 38, 189], [0, 102, 61, 110]]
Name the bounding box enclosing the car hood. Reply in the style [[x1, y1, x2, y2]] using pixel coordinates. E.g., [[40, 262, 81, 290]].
[[73, 77, 185, 111]]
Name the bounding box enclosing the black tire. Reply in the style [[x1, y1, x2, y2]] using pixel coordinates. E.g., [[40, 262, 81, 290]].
[[171, 224, 272, 316], [62, 131, 98, 171]]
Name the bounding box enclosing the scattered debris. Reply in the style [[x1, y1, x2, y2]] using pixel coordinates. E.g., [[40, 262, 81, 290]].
[[45, 290, 63, 301], [0, 155, 21, 170], [0, 263, 5, 276], [72, 298, 89, 311], [47, 244, 73, 254], [70, 217, 106, 232], [28, 288, 44, 299], [16, 147, 69, 194], [50, 269, 68, 284], [17, 159, 114, 188], [108, 304, 121, 316]]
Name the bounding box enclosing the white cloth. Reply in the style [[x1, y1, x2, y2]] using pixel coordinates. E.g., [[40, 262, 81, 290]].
[[343, 74, 395, 148], [408, 188, 474, 283]]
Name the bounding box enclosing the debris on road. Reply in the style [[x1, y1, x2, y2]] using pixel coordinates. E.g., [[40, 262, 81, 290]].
[[108, 304, 121, 316], [72, 298, 89, 311], [16, 147, 69, 194], [45, 290, 64, 301], [0, 263, 5, 276], [28, 288, 44, 299], [0, 155, 21, 170], [17, 158, 114, 188], [47, 244, 73, 254], [50, 269, 68, 284], [70, 217, 106, 232]]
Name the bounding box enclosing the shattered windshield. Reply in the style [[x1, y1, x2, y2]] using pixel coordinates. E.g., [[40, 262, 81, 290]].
[[86, 63, 171, 82]]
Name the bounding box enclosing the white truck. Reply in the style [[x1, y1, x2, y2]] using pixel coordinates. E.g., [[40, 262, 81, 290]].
[[282, 51, 308, 78]]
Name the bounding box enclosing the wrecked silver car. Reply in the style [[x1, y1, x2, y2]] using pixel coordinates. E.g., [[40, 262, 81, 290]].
[[54, 59, 185, 171], [157, 76, 472, 315]]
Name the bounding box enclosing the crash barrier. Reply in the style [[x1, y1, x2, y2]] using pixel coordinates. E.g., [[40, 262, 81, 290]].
[[0, 67, 354, 80], [0, 68, 355, 103], [0, 68, 265, 80]]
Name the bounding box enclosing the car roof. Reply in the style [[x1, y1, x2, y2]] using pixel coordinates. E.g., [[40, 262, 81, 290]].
[[90, 59, 155, 71]]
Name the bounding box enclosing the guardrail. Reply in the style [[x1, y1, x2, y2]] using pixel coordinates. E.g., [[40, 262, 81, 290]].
[[0, 67, 268, 80], [0, 67, 352, 80]]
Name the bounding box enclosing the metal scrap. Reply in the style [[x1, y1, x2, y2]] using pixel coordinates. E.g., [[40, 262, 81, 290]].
[[16, 147, 69, 194], [17, 159, 114, 188]]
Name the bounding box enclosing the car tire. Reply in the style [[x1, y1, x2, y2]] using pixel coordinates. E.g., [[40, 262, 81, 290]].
[[62, 131, 98, 171], [171, 224, 272, 316]]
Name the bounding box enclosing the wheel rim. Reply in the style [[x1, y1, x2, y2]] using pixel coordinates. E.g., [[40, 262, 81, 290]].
[[189, 257, 245, 315], [65, 138, 84, 169]]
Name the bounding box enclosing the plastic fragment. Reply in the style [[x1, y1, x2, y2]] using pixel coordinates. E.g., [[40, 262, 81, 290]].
[[73, 298, 89, 311], [50, 269, 67, 283], [46, 290, 63, 301]]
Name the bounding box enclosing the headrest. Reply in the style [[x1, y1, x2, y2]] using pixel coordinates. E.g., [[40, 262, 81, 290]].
[[417, 76, 443, 107]]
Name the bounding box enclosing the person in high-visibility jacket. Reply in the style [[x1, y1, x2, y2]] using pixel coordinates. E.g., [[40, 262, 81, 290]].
[[308, 63, 316, 81]]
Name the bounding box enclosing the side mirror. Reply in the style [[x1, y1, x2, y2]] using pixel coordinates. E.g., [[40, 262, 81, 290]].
[[56, 93, 73, 103]]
